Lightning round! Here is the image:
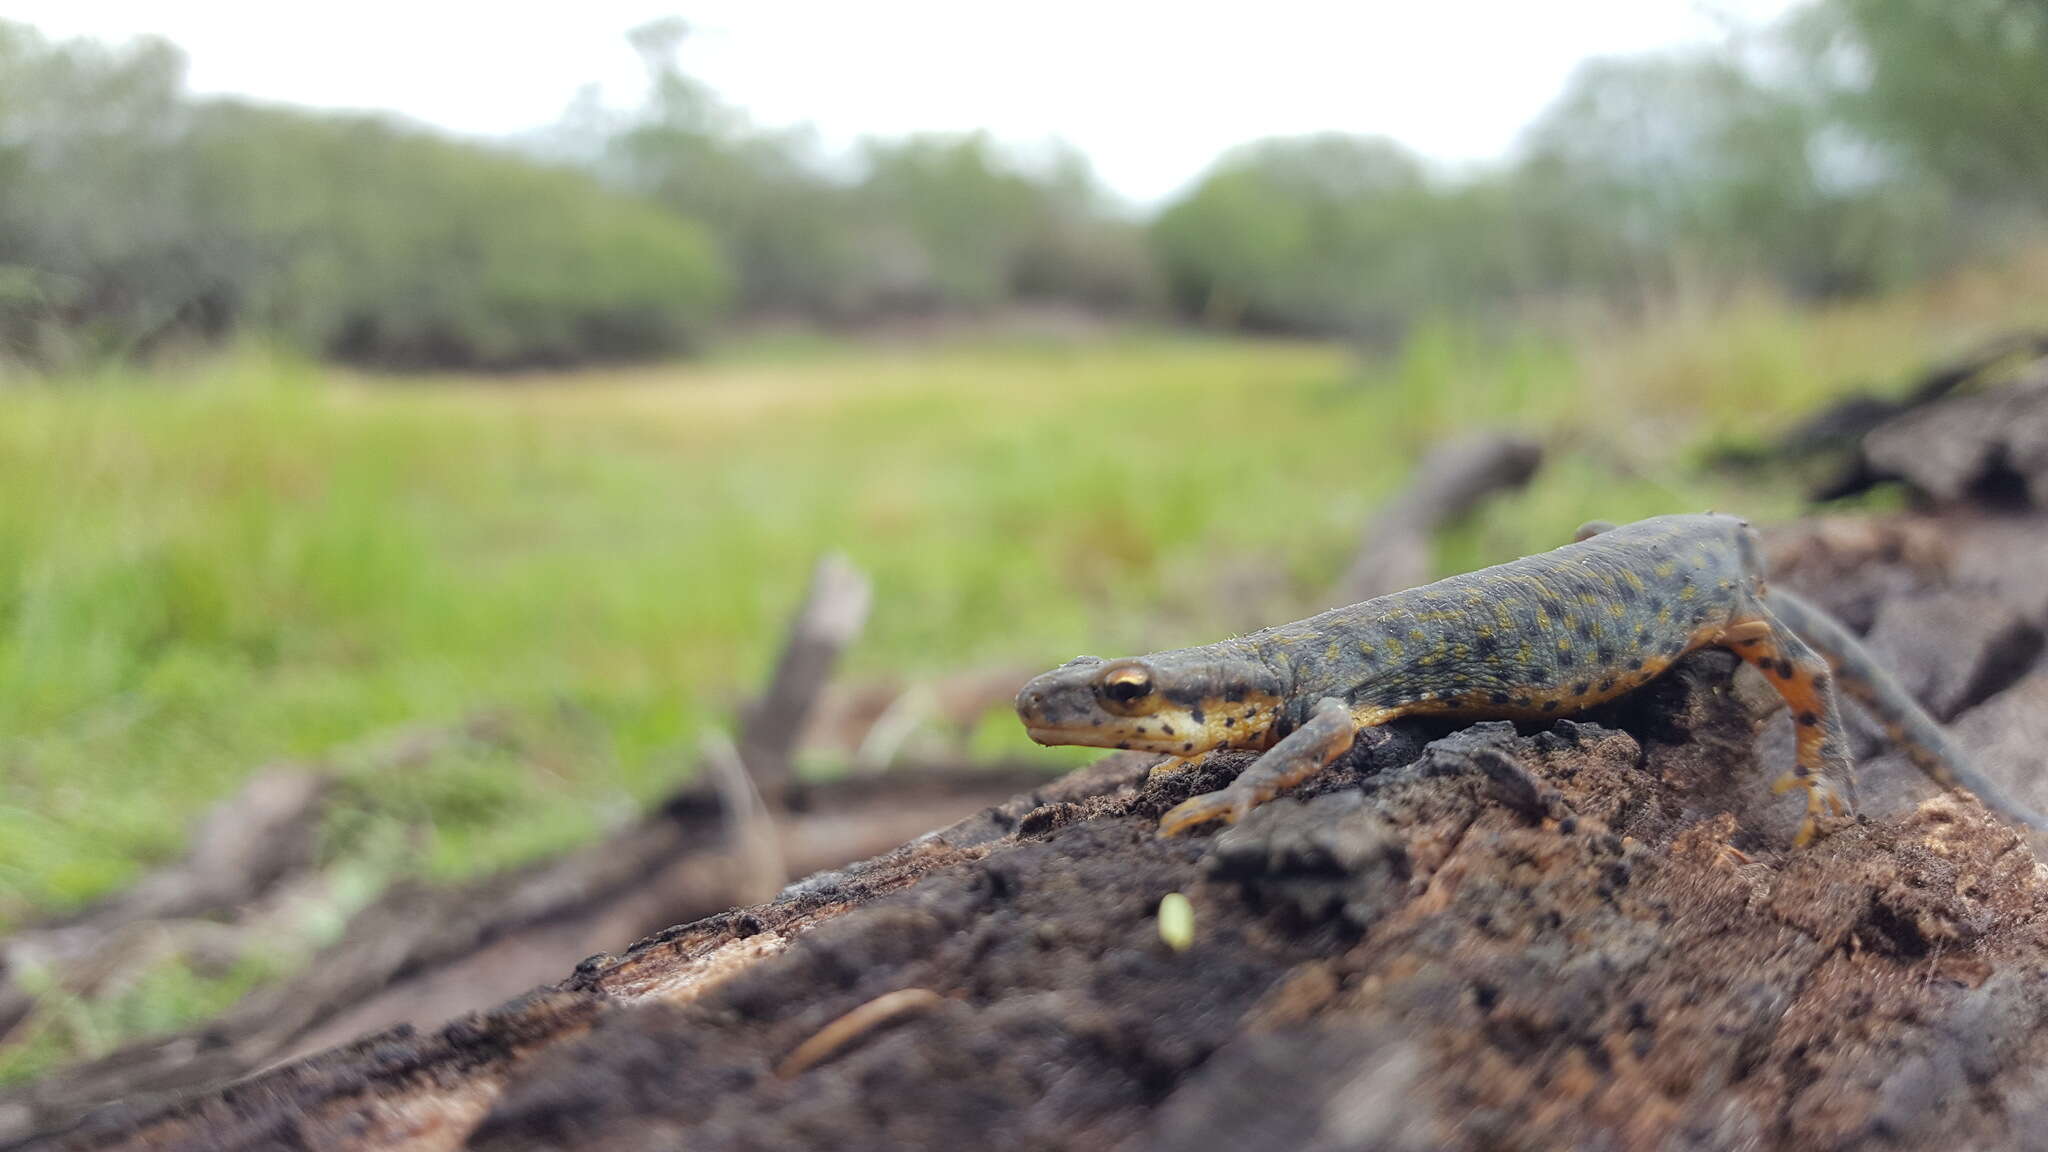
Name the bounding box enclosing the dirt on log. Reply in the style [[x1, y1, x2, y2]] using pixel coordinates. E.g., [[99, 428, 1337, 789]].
[[18, 511, 2048, 1151]]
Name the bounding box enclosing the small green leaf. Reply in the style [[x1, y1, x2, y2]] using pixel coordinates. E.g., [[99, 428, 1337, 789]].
[[1157, 892, 1195, 952]]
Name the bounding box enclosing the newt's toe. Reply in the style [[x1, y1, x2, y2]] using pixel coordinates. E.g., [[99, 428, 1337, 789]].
[[1773, 772, 1851, 848], [1158, 788, 1250, 836], [1714, 843, 1751, 870]]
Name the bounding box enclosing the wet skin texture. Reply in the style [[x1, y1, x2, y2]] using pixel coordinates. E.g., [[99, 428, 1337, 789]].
[[1017, 513, 2035, 845]]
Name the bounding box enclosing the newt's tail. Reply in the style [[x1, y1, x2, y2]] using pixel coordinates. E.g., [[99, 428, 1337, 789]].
[[1768, 589, 2045, 831]]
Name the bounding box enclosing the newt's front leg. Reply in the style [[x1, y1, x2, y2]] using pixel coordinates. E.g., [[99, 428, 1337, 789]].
[[1718, 605, 1856, 845], [1158, 697, 1358, 835], [1147, 753, 1206, 784]]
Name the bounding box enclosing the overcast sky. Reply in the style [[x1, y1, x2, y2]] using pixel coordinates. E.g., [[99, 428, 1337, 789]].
[[13, 1, 1798, 204]]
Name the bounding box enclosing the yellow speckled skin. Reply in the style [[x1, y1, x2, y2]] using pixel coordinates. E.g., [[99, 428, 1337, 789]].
[[1016, 514, 2023, 845]]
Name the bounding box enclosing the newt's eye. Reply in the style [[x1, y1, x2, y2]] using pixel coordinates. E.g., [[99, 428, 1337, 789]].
[[1099, 664, 1153, 705]]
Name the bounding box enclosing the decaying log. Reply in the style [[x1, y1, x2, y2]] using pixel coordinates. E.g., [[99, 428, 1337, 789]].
[[1796, 332, 2048, 502], [0, 762, 1051, 1146], [1789, 332, 2048, 453], [0, 715, 513, 1052], [1332, 432, 1543, 606], [1859, 371, 2048, 506], [0, 771, 329, 1050], [20, 511, 2048, 1151]]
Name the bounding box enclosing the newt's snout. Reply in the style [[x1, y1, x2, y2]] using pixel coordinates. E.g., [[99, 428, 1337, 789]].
[[1014, 678, 1058, 736], [1015, 659, 1121, 746]]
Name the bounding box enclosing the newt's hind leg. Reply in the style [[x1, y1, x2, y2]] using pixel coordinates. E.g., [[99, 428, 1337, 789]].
[[1718, 606, 1856, 846], [1158, 697, 1358, 835]]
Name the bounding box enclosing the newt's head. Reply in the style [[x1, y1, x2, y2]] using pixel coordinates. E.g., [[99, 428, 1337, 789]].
[[1015, 648, 1288, 756]]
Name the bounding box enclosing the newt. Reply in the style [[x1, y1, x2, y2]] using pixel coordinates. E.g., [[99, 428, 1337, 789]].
[[1015, 513, 2041, 845]]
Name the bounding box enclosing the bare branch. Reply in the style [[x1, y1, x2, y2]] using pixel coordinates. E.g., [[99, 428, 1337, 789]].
[[1333, 432, 1542, 606], [738, 554, 873, 806]]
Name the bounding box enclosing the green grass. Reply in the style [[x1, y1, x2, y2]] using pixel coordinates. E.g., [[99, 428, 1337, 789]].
[[1, 265, 2041, 1077]]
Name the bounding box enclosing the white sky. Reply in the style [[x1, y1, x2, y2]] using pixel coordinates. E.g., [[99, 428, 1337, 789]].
[[11, 0, 1798, 204]]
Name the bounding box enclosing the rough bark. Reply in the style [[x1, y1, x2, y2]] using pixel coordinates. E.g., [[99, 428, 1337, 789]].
[[20, 509, 2048, 1152]]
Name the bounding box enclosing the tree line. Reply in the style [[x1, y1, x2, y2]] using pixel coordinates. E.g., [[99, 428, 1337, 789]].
[[1, 0, 2040, 373]]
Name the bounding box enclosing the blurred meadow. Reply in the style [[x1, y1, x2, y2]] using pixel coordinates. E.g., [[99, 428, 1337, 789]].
[[4, 0, 2047, 1080]]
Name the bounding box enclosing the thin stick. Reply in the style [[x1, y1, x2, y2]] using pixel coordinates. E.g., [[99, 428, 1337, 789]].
[[739, 554, 872, 808], [700, 728, 788, 905], [774, 988, 945, 1079]]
